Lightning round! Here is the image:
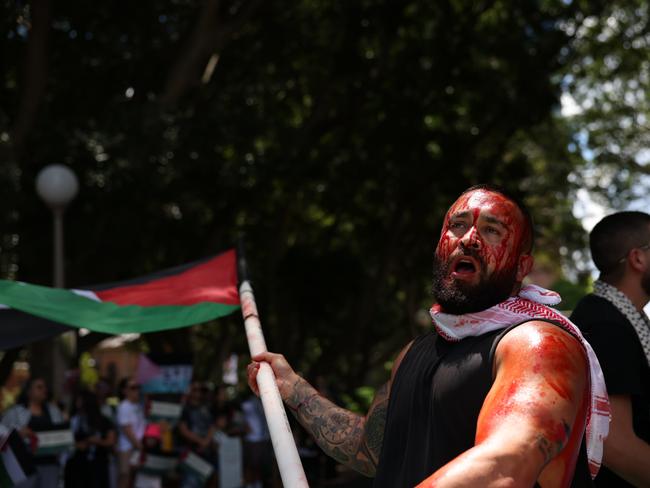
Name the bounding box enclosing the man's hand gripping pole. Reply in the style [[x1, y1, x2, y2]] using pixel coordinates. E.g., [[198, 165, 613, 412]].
[[238, 244, 309, 487]]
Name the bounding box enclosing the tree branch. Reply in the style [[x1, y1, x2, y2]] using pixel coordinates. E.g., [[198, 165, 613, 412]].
[[161, 0, 262, 107]]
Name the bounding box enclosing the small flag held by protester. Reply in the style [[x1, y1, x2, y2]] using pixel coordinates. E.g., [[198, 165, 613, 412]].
[[147, 401, 183, 424], [0, 430, 36, 488], [137, 452, 179, 476], [179, 451, 214, 484], [33, 425, 74, 457]]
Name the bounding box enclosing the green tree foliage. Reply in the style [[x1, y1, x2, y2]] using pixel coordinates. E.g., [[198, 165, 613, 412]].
[[0, 0, 624, 394], [562, 0, 650, 207]]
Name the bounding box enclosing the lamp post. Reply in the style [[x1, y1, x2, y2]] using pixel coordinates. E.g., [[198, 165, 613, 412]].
[[34, 165, 79, 399], [36, 164, 79, 288]]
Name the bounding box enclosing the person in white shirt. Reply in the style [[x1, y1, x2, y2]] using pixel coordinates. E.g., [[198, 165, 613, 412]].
[[116, 378, 145, 488], [240, 395, 271, 488]]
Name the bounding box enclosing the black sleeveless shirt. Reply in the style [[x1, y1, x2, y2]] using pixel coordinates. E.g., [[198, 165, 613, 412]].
[[373, 322, 593, 487]]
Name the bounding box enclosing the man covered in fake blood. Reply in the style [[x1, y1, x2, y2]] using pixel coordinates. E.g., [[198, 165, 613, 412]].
[[247, 184, 609, 487]]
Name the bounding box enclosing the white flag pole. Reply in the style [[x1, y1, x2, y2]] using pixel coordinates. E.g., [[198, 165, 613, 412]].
[[237, 244, 309, 487]]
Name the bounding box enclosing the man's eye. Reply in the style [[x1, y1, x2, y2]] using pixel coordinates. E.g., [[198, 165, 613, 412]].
[[485, 226, 501, 235], [450, 222, 466, 230]]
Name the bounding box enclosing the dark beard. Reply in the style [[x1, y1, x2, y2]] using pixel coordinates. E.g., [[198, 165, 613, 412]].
[[432, 251, 518, 314]]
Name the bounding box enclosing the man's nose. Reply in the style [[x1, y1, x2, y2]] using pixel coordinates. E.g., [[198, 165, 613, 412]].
[[460, 226, 481, 249]]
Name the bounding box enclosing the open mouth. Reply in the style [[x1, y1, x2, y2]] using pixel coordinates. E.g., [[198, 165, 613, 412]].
[[452, 257, 478, 275]]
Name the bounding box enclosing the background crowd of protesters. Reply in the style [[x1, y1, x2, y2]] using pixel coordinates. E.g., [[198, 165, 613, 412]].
[[0, 376, 279, 488]]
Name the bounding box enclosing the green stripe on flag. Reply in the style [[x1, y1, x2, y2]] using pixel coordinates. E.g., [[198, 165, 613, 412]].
[[0, 281, 239, 335]]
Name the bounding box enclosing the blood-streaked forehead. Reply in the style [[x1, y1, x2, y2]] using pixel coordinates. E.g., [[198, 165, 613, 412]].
[[444, 190, 522, 229]]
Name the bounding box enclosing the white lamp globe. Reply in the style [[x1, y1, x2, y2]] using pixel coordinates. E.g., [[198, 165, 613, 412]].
[[36, 164, 79, 209]]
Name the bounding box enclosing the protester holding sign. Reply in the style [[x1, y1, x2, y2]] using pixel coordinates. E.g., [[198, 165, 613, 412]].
[[64, 390, 116, 488], [178, 381, 217, 488], [1, 377, 66, 488]]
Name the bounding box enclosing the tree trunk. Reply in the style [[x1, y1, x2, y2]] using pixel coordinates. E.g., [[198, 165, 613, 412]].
[[11, 0, 51, 158]]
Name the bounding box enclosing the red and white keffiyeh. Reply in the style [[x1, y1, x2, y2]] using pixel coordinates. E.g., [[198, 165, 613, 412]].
[[430, 284, 610, 479]]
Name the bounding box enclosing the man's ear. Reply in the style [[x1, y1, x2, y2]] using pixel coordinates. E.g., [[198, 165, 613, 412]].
[[516, 254, 534, 282], [629, 248, 649, 273]]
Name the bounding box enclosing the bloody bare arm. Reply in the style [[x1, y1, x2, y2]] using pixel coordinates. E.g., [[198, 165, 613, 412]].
[[416, 322, 589, 488]]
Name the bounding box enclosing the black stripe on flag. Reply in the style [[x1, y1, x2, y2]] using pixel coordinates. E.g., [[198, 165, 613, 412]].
[[0, 310, 72, 350]]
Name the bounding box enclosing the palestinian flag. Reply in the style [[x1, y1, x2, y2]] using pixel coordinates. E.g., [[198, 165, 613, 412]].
[[137, 451, 179, 475], [146, 400, 183, 424], [0, 249, 239, 349], [33, 425, 74, 457], [179, 450, 215, 482], [0, 430, 35, 488]]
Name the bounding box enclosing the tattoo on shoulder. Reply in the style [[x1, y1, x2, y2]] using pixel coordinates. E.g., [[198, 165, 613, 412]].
[[536, 420, 571, 464]]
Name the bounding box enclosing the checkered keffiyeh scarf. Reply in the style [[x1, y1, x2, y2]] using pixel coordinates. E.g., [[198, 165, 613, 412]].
[[430, 284, 609, 479], [593, 280, 650, 366]]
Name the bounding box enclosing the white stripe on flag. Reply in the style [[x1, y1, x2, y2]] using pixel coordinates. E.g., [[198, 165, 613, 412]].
[[70, 290, 101, 302]]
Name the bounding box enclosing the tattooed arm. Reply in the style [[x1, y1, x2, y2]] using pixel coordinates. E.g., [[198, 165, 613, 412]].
[[416, 322, 589, 488], [286, 376, 388, 476], [247, 345, 411, 477]]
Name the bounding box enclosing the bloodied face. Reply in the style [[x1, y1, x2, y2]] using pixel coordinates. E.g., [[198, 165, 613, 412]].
[[432, 189, 533, 314]]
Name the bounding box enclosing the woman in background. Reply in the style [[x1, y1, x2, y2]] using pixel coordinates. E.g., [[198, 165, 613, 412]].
[[64, 389, 116, 488], [1, 377, 65, 488]]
